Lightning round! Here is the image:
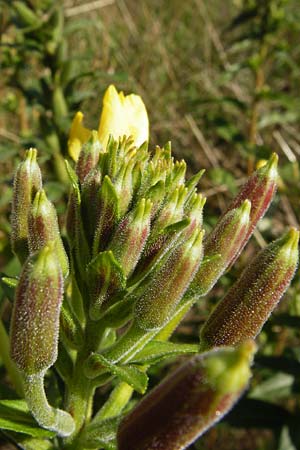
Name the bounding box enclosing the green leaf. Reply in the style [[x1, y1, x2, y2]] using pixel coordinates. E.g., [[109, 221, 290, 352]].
[[98, 296, 133, 328], [64, 159, 79, 194], [86, 354, 148, 394], [1, 276, 18, 288], [249, 373, 295, 403], [0, 400, 55, 438], [131, 340, 199, 364], [277, 426, 298, 450], [80, 416, 119, 450]]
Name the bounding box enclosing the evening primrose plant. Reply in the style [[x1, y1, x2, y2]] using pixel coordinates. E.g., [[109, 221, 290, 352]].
[[0, 85, 298, 450]]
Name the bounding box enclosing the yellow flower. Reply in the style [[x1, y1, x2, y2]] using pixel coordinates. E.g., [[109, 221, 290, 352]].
[[68, 85, 149, 161]]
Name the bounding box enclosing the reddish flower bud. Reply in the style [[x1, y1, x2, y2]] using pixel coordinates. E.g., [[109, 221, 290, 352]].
[[81, 168, 102, 245], [93, 175, 120, 255], [11, 148, 42, 263], [28, 189, 69, 277], [76, 131, 101, 183], [108, 198, 152, 277], [224, 153, 278, 262], [190, 199, 251, 296], [118, 340, 255, 450], [134, 227, 204, 330], [10, 244, 63, 375], [200, 228, 299, 350]]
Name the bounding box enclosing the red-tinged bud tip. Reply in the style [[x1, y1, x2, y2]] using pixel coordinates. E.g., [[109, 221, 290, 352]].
[[11, 148, 42, 263], [29, 189, 69, 277]]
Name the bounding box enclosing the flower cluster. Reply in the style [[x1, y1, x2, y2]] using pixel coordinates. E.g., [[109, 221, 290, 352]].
[[7, 86, 299, 449]]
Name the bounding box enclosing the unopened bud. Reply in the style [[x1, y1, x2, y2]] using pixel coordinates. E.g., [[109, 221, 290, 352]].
[[190, 200, 251, 296], [224, 153, 278, 262], [81, 168, 102, 244], [88, 250, 126, 321], [93, 176, 120, 255], [76, 131, 101, 183], [200, 228, 299, 350], [134, 227, 204, 330], [118, 340, 255, 450], [28, 190, 69, 277], [10, 244, 63, 375], [108, 199, 152, 277], [11, 148, 42, 263]]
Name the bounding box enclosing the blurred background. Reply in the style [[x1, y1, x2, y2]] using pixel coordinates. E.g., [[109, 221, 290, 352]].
[[0, 1, 300, 449]]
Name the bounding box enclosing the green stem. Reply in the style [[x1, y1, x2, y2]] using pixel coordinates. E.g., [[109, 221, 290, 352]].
[[0, 319, 23, 397], [64, 320, 107, 447], [94, 382, 133, 422], [23, 372, 74, 437]]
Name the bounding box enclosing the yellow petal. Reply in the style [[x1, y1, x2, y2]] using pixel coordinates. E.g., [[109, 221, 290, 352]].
[[98, 85, 149, 149], [68, 111, 92, 161]]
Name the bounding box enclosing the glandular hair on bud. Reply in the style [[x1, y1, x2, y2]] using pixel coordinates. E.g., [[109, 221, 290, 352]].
[[28, 190, 69, 277], [10, 244, 63, 375], [224, 153, 278, 262], [117, 340, 255, 450], [108, 198, 152, 277], [11, 148, 42, 263], [76, 131, 101, 183], [190, 199, 251, 297], [200, 228, 299, 350], [134, 227, 204, 330]]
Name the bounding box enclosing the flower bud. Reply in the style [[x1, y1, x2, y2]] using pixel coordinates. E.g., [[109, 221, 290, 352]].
[[28, 189, 69, 277], [93, 175, 120, 255], [88, 250, 126, 321], [189, 200, 251, 296], [118, 340, 255, 450], [108, 198, 152, 277], [81, 168, 102, 244], [11, 148, 42, 263], [76, 131, 101, 183], [134, 227, 204, 330], [10, 244, 63, 375], [224, 153, 278, 263], [200, 228, 299, 350]]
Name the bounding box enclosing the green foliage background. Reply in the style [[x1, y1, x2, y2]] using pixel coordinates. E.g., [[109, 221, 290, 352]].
[[0, 1, 300, 449]]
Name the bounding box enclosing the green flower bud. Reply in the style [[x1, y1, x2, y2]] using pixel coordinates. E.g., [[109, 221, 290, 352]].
[[88, 251, 126, 321], [93, 175, 120, 255], [108, 198, 152, 277], [28, 189, 69, 277], [76, 131, 101, 183], [11, 148, 42, 263], [10, 244, 63, 375], [81, 168, 102, 244], [117, 340, 256, 450], [200, 228, 299, 350], [134, 227, 204, 330], [190, 199, 251, 297]]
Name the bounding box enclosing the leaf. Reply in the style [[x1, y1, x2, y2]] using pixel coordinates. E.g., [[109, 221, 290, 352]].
[[277, 426, 298, 450], [0, 400, 55, 438], [131, 340, 199, 364], [1, 276, 18, 288], [81, 416, 119, 450], [86, 354, 148, 394], [249, 373, 295, 402]]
